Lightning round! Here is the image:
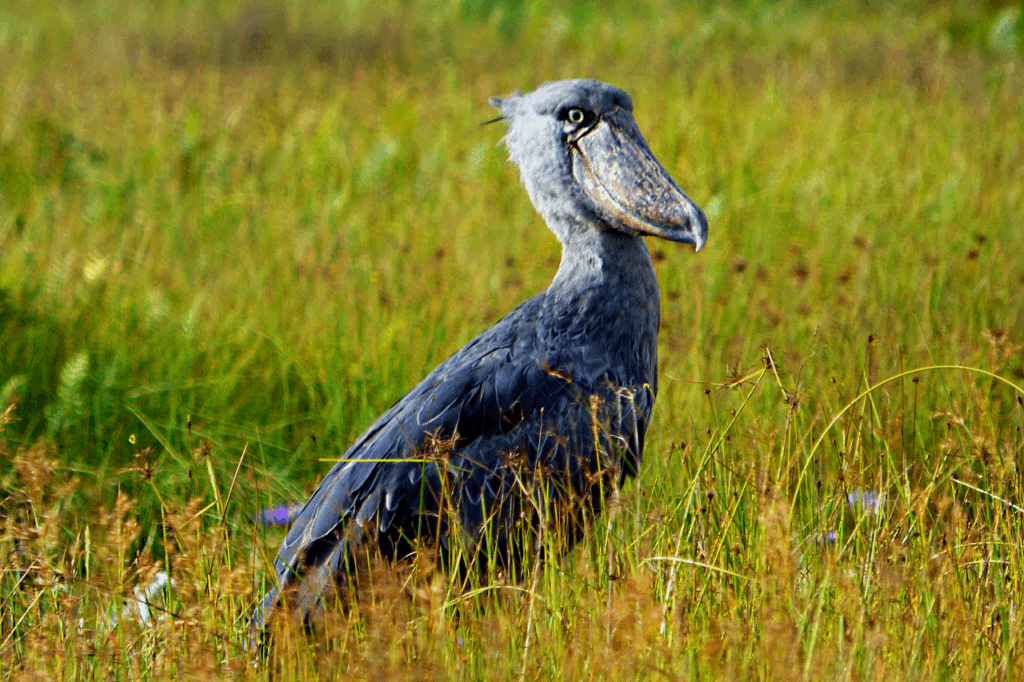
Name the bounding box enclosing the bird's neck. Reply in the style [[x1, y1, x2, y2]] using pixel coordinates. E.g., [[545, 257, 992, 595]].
[[539, 223, 662, 388], [548, 225, 659, 306]]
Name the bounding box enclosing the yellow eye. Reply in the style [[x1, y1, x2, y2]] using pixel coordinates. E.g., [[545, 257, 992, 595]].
[[567, 108, 585, 124]]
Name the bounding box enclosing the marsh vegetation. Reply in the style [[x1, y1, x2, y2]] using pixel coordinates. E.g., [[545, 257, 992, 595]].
[[1, 0, 1023, 678]]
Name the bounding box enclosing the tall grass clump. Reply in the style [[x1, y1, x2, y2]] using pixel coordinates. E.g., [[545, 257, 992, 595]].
[[1, 0, 1023, 679]]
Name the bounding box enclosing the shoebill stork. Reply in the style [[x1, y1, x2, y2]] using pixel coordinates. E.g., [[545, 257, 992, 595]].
[[257, 78, 708, 626]]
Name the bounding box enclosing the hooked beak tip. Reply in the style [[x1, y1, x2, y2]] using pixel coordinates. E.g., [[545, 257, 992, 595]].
[[692, 206, 709, 253]]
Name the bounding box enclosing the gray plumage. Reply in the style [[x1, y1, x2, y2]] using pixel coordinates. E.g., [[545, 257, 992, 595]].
[[258, 79, 708, 626]]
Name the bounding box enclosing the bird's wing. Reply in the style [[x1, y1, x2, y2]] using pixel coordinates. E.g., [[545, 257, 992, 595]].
[[272, 293, 580, 585]]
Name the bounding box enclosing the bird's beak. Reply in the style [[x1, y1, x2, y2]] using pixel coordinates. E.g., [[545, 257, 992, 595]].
[[573, 108, 708, 252]]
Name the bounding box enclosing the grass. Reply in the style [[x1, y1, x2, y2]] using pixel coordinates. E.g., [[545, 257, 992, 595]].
[[1, 0, 1023, 678]]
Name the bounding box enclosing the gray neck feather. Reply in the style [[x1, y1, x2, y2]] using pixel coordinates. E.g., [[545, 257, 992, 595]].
[[543, 213, 661, 341], [548, 213, 656, 294]]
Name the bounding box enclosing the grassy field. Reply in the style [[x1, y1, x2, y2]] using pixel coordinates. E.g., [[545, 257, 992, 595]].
[[2, 0, 1023, 678]]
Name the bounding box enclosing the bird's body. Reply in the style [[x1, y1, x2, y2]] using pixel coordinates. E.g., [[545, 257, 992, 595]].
[[259, 79, 707, 626]]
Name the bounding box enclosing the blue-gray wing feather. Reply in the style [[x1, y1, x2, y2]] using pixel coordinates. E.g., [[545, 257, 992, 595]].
[[270, 292, 653, 606]]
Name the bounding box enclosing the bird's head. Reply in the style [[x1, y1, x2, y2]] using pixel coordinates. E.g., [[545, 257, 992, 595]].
[[490, 79, 708, 252]]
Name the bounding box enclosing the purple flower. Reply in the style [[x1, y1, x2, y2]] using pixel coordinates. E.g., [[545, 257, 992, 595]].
[[846, 489, 883, 514], [256, 503, 303, 527]]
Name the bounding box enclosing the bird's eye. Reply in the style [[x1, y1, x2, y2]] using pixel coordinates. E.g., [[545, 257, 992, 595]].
[[567, 108, 586, 124]]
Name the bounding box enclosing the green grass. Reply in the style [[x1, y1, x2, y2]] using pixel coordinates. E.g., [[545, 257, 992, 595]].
[[1, 0, 1023, 678]]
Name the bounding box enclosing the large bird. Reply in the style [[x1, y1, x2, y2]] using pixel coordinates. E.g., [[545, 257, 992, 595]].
[[258, 79, 708, 626]]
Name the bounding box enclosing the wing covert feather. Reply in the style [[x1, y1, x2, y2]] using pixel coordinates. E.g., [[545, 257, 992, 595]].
[[274, 295, 550, 582]]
